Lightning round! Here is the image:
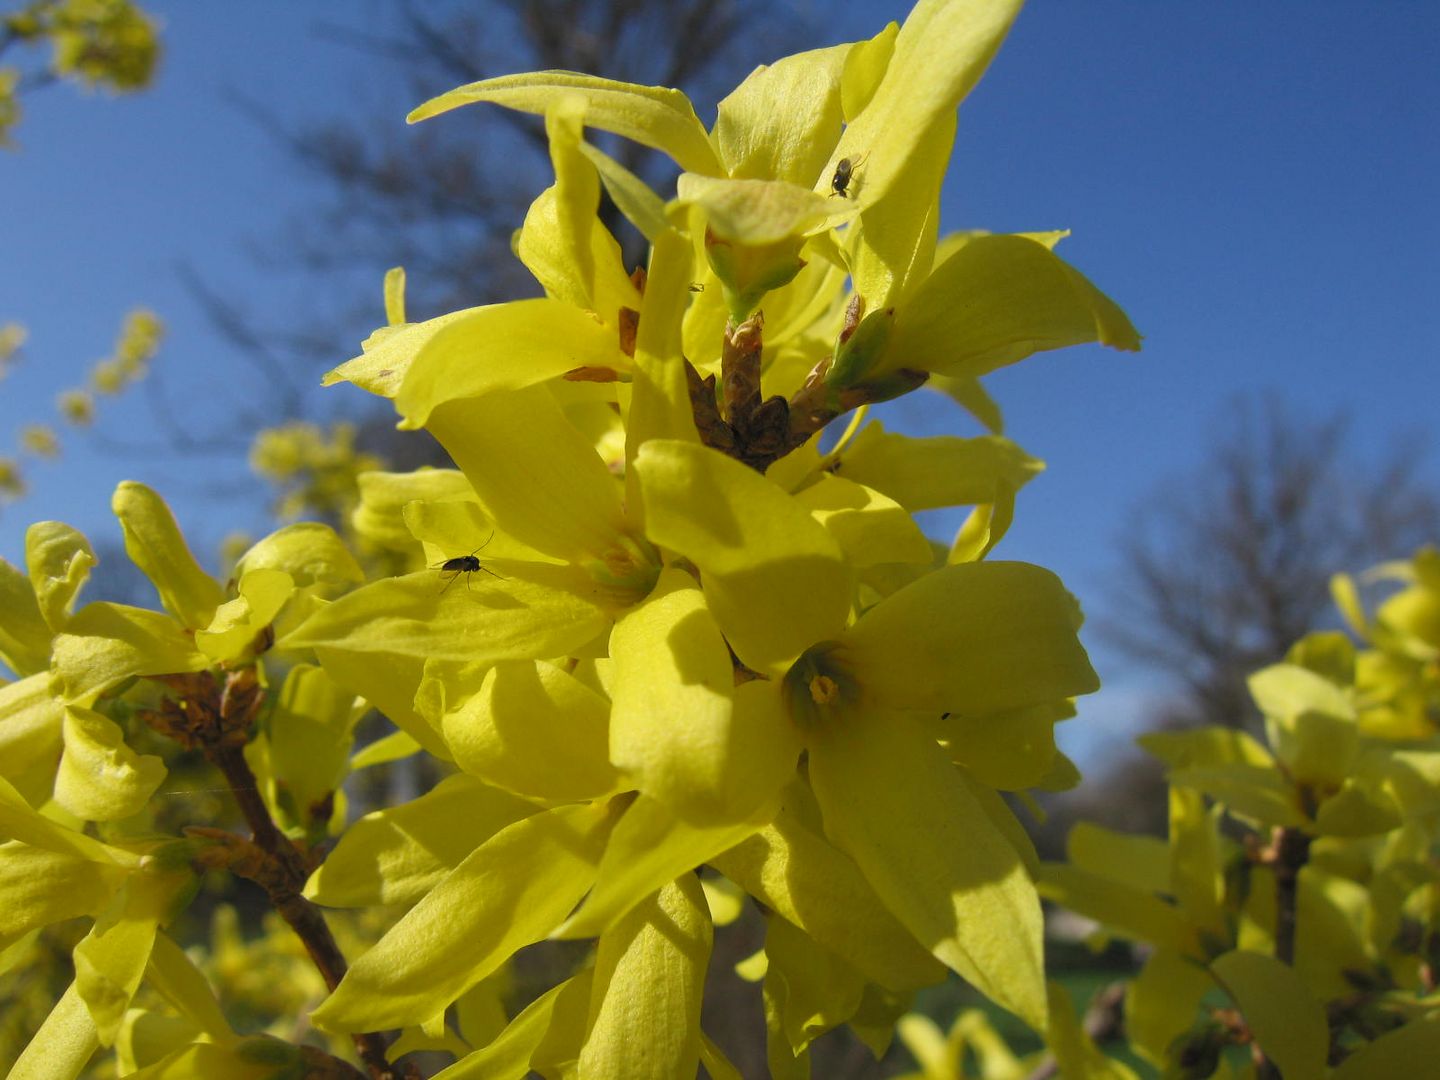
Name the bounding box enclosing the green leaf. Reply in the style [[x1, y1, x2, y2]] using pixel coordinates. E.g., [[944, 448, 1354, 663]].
[[410, 71, 723, 176], [311, 801, 612, 1032], [26, 521, 95, 632], [809, 709, 1047, 1030], [111, 482, 223, 630], [1210, 949, 1328, 1080], [304, 773, 537, 909], [578, 874, 711, 1079]]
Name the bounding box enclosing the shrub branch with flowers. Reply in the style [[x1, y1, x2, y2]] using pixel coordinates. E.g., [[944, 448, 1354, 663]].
[[8, 0, 1430, 1077]]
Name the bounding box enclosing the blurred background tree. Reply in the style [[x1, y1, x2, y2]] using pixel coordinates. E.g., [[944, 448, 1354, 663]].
[[1036, 392, 1440, 849]]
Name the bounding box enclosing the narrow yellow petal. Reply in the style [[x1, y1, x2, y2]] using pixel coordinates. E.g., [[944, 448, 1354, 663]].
[[808, 709, 1047, 1029], [311, 801, 612, 1033], [634, 440, 850, 673], [111, 482, 222, 630], [55, 705, 166, 822], [8, 980, 99, 1080], [25, 521, 95, 632], [578, 874, 711, 1079], [410, 71, 723, 176]]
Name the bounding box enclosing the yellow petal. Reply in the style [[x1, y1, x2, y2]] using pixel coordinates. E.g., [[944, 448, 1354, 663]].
[[633, 439, 850, 673], [8, 980, 98, 1080], [712, 44, 849, 184], [579, 141, 669, 243], [557, 793, 774, 940], [111, 482, 222, 630], [284, 570, 608, 668], [426, 387, 630, 565], [393, 299, 630, 430], [0, 775, 141, 867], [410, 71, 722, 176], [311, 801, 612, 1033], [824, 0, 1024, 209], [232, 522, 364, 594], [0, 842, 128, 943], [841, 561, 1098, 715], [763, 913, 866, 1053], [25, 521, 95, 632], [0, 674, 64, 797], [195, 568, 294, 665], [0, 555, 50, 677], [837, 421, 1042, 512], [305, 773, 537, 909], [383, 266, 406, 325], [712, 800, 944, 992], [675, 173, 832, 245], [324, 305, 484, 396], [888, 234, 1141, 380], [444, 660, 620, 803], [609, 570, 795, 822], [1036, 863, 1184, 950], [808, 708, 1047, 1029], [432, 970, 595, 1080], [1210, 950, 1328, 1080], [144, 931, 235, 1045], [1125, 948, 1213, 1066], [578, 874, 711, 1079], [794, 474, 933, 568], [55, 705, 165, 822], [352, 468, 475, 552], [52, 602, 207, 708], [74, 911, 158, 1044]]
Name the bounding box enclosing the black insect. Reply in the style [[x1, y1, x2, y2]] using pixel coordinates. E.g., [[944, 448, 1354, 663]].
[[435, 533, 503, 593], [829, 153, 868, 199]]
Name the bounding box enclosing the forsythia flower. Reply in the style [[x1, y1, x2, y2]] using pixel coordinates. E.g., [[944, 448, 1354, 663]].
[[1, 1, 1163, 1076]]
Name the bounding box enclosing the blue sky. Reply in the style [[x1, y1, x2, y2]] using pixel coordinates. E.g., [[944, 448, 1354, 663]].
[[2, 1, 1437, 762]]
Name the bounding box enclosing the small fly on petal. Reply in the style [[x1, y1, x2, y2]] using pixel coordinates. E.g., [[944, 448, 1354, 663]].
[[829, 152, 868, 199], [434, 531, 503, 592]]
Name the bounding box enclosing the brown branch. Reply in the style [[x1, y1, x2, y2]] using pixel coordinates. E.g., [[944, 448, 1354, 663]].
[[145, 670, 408, 1080]]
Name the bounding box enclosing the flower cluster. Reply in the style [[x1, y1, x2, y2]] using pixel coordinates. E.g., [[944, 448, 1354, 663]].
[[1, 1, 1146, 1076]]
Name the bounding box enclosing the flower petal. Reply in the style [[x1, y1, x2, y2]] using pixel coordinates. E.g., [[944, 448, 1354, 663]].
[[633, 440, 850, 673], [55, 705, 165, 822], [444, 660, 620, 803], [842, 561, 1098, 715], [0, 555, 50, 677], [410, 71, 722, 177], [305, 773, 537, 909], [837, 422, 1042, 512], [577, 874, 711, 1080], [311, 801, 613, 1033], [712, 44, 849, 184], [393, 300, 630, 430], [824, 0, 1024, 210], [888, 234, 1141, 381], [25, 521, 94, 633], [426, 387, 629, 565], [111, 482, 222, 631], [808, 708, 1047, 1029]]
